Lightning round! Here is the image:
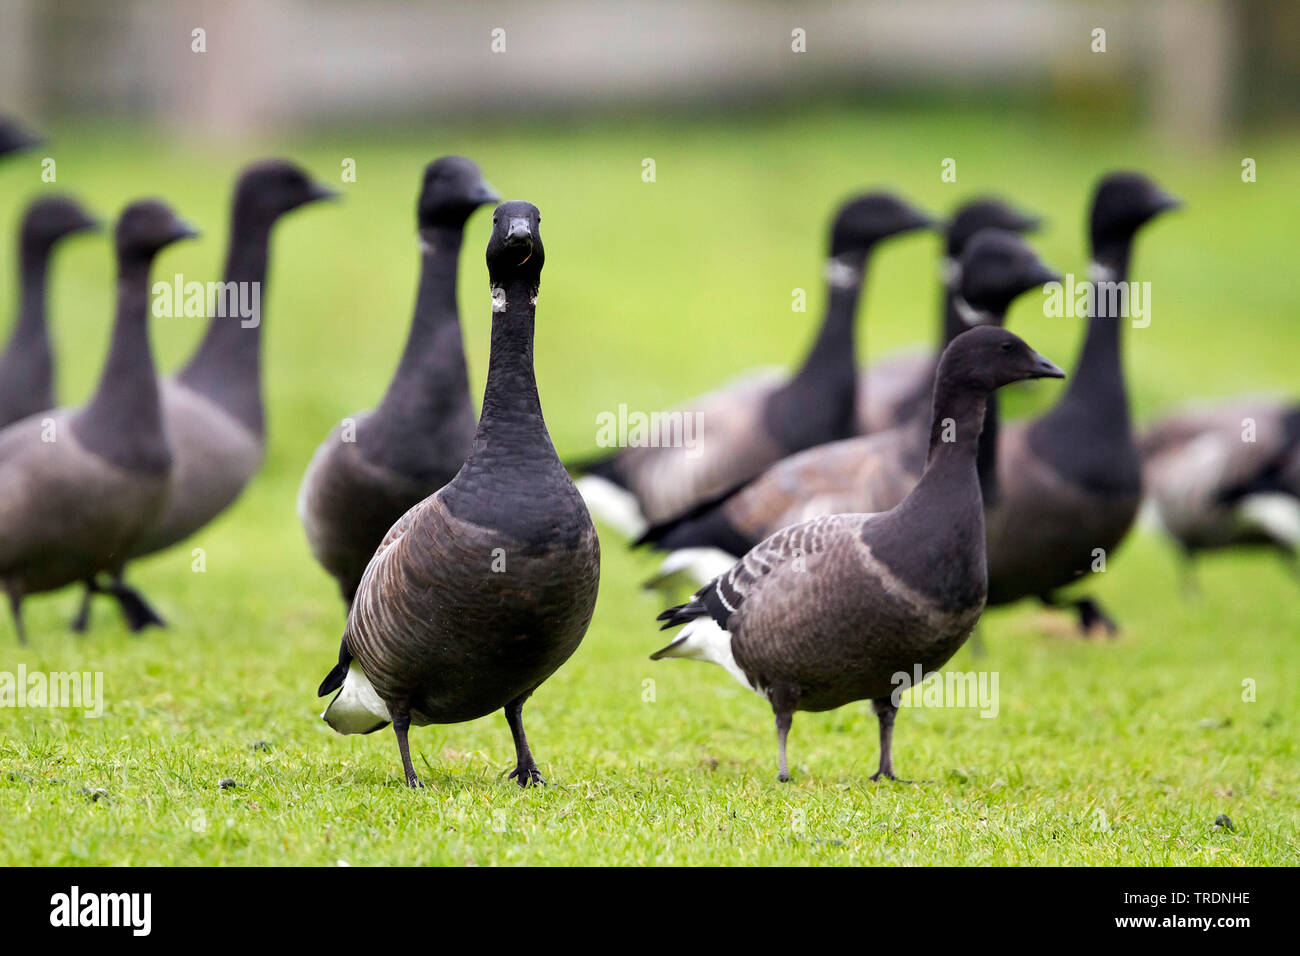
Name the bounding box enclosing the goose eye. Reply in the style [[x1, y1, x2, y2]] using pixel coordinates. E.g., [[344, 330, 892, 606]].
[[1000, 342, 1014, 352]]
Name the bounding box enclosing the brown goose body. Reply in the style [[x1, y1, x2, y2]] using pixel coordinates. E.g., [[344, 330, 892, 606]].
[[319, 200, 600, 789], [128, 379, 264, 556], [298, 157, 495, 606], [706, 511, 985, 713], [0, 411, 168, 596], [1139, 398, 1300, 557], [346, 481, 599, 726], [639, 420, 927, 572], [298, 404, 473, 607], [984, 419, 1141, 604], [652, 326, 1065, 781]]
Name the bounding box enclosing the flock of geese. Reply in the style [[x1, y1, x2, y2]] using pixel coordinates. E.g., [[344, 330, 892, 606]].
[[0, 114, 1295, 788]]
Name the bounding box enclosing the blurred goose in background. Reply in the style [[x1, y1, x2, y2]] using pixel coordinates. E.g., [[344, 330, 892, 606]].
[[72, 160, 335, 631], [298, 156, 498, 607], [856, 197, 1040, 434], [1140, 398, 1300, 587], [983, 172, 1181, 634], [571, 192, 935, 536], [318, 201, 600, 789], [0, 117, 41, 158], [0, 200, 195, 643], [652, 326, 1064, 782], [638, 229, 1060, 587], [0, 197, 101, 428]]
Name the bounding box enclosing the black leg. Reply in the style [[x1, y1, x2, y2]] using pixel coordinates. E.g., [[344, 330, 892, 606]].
[[870, 697, 909, 782], [7, 591, 25, 646], [70, 579, 100, 633], [392, 710, 423, 788], [775, 710, 794, 782], [504, 693, 545, 787], [1074, 598, 1118, 637], [1040, 592, 1119, 637], [106, 575, 166, 633]]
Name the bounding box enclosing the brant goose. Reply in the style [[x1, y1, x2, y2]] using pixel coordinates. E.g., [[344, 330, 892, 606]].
[[0, 117, 41, 158], [573, 192, 934, 535], [299, 157, 497, 607], [1141, 398, 1300, 585], [652, 326, 1065, 781], [71, 160, 335, 631], [638, 230, 1060, 587], [856, 198, 1040, 434], [983, 172, 1180, 633], [0, 200, 196, 642], [317, 201, 601, 788], [0, 197, 101, 428]]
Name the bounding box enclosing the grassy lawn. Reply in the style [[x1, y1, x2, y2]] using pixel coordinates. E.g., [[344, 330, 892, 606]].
[[0, 102, 1296, 865]]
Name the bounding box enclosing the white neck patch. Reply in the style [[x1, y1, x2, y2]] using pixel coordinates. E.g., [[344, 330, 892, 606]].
[[824, 257, 861, 289], [418, 235, 437, 256], [953, 295, 994, 327], [491, 285, 507, 313], [941, 257, 962, 289], [1088, 261, 1119, 283]]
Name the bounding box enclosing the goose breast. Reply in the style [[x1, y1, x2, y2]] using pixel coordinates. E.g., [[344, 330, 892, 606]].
[[345, 492, 600, 725], [130, 379, 263, 557], [0, 413, 168, 593]]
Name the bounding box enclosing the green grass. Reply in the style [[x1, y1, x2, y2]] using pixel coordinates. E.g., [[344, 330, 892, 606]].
[[1, 102, 1297, 865]]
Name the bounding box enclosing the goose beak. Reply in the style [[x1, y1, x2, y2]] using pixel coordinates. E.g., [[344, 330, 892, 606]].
[[1150, 188, 1183, 216], [1028, 352, 1065, 380], [1014, 213, 1043, 234], [472, 180, 502, 206], [169, 219, 201, 243], [1028, 262, 1063, 289], [307, 181, 340, 203], [0, 123, 42, 156], [505, 217, 532, 248], [909, 210, 940, 233]]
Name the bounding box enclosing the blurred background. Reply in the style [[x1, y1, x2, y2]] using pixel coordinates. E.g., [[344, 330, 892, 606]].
[[2, 0, 1296, 141]]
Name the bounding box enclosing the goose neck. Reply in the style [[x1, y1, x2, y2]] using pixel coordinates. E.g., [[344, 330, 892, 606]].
[[473, 278, 550, 455], [1058, 238, 1133, 423], [73, 255, 167, 467]]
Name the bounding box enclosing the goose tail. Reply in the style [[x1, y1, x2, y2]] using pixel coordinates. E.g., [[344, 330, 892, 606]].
[[643, 547, 736, 592], [650, 615, 754, 692], [321, 661, 392, 735], [575, 474, 647, 538]]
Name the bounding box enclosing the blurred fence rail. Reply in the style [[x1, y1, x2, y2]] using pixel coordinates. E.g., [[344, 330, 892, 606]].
[[0, 0, 1295, 140]]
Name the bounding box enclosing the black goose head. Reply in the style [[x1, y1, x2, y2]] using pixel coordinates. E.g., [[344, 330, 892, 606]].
[[1089, 172, 1181, 262], [829, 192, 935, 262], [0, 117, 41, 157], [418, 156, 500, 230], [115, 199, 199, 265], [233, 159, 336, 226], [21, 196, 100, 252], [945, 198, 1040, 260], [957, 229, 1061, 322], [939, 325, 1065, 394], [486, 200, 543, 288]]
